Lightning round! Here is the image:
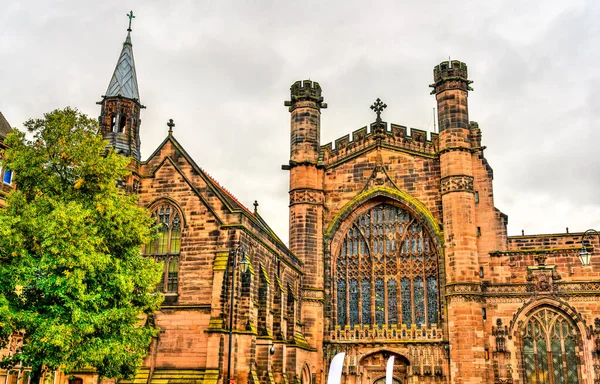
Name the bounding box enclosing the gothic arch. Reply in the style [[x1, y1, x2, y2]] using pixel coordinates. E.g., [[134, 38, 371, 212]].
[[144, 198, 186, 294], [324, 186, 443, 249], [516, 305, 584, 384], [147, 197, 188, 227], [359, 350, 409, 384], [300, 362, 311, 384], [358, 350, 410, 366], [509, 298, 590, 340], [372, 377, 401, 384], [330, 199, 442, 330]]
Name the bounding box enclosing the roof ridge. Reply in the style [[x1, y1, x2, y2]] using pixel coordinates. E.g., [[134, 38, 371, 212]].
[[200, 168, 254, 216]]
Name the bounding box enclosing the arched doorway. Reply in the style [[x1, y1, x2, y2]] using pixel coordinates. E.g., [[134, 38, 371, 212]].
[[521, 307, 581, 383], [360, 351, 409, 384], [372, 377, 400, 384], [301, 363, 311, 384]]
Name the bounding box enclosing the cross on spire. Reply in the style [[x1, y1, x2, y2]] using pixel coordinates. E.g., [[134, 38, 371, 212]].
[[127, 11, 135, 32], [370, 98, 387, 123], [167, 119, 175, 135]]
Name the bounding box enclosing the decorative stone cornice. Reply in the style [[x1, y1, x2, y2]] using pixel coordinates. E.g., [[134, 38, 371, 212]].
[[440, 175, 474, 195], [289, 188, 324, 206]]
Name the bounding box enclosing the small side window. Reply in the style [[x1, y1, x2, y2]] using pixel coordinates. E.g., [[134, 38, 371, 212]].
[[3, 170, 13, 185]]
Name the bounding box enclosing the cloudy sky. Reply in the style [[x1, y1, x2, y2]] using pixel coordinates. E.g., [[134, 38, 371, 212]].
[[2, 0, 599, 244]]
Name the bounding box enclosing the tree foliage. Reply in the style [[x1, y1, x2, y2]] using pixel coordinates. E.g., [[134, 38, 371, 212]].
[[0, 108, 163, 382]]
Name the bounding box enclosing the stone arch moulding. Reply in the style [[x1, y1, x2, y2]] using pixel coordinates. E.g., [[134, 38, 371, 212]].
[[146, 196, 188, 228], [508, 297, 591, 340], [359, 349, 409, 384], [358, 348, 411, 366], [300, 362, 311, 384], [324, 186, 443, 257], [510, 299, 592, 384]]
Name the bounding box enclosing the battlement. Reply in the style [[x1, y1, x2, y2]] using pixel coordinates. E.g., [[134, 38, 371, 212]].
[[284, 80, 327, 110], [320, 122, 438, 167], [430, 60, 473, 94], [433, 60, 468, 82]]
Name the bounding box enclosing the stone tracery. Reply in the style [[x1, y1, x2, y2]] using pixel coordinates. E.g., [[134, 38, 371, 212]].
[[334, 203, 440, 330]]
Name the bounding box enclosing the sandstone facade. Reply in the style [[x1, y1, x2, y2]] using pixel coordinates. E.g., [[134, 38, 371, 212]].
[[2, 29, 599, 384]]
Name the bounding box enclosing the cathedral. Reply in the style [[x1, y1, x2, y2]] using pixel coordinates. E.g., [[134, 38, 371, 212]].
[[3, 19, 600, 384]]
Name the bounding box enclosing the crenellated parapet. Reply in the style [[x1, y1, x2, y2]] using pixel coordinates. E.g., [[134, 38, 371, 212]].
[[320, 122, 438, 167], [284, 80, 327, 112], [430, 60, 473, 94]]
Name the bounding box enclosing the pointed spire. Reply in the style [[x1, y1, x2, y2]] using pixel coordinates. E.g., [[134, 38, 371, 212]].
[[105, 11, 140, 100]]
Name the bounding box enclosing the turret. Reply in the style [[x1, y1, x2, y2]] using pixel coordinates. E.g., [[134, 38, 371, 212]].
[[98, 11, 144, 163], [283, 80, 327, 370], [431, 60, 485, 383], [430, 60, 472, 132], [284, 80, 327, 164]]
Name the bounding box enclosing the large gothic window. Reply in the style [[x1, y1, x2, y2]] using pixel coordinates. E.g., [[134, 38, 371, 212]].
[[335, 203, 439, 329], [144, 202, 182, 294], [521, 308, 580, 384]]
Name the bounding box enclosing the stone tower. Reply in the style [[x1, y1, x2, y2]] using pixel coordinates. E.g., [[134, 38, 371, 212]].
[[431, 60, 485, 383], [98, 14, 144, 191], [284, 80, 327, 364]]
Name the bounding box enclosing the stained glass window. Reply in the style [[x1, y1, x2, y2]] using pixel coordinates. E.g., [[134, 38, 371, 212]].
[[522, 308, 580, 384], [145, 202, 183, 294], [334, 203, 439, 330], [388, 279, 398, 325], [361, 279, 371, 325], [414, 277, 425, 326], [401, 278, 412, 325], [349, 279, 359, 328], [375, 278, 385, 327], [337, 280, 346, 326], [427, 276, 438, 324]]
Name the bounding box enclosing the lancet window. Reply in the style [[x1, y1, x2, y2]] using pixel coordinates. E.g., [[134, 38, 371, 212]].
[[144, 202, 182, 294], [335, 203, 439, 329], [521, 308, 579, 384]]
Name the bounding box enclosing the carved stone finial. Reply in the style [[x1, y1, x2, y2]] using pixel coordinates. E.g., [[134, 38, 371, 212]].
[[127, 11, 135, 32], [253, 200, 259, 213], [370, 98, 387, 123], [167, 119, 175, 135]]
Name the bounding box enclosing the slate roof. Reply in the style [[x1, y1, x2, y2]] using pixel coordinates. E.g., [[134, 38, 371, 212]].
[[105, 31, 140, 100]]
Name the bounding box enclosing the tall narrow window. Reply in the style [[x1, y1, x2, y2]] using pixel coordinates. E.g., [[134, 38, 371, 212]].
[[521, 308, 580, 384], [388, 279, 398, 325], [427, 276, 438, 324], [337, 280, 346, 326], [361, 279, 371, 325], [375, 278, 385, 328], [145, 202, 183, 294], [414, 277, 425, 326], [334, 203, 440, 330], [349, 279, 359, 328], [401, 278, 412, 325], [167, 258, 179, 293]]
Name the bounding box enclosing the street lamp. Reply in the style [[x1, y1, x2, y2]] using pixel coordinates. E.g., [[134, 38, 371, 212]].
[[579, 229, 599, 266], [227, 245, 249, 384]]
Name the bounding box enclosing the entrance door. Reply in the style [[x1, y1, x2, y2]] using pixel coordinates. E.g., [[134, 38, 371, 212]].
[[372, 378, 400, 384]]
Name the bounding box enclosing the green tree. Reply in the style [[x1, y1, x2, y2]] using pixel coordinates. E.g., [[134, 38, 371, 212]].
[[0, 108, 163, 383]]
